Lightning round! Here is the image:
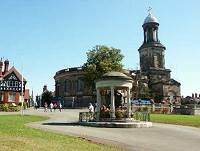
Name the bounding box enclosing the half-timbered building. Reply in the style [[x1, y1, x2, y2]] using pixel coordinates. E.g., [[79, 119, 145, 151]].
[[0, 59, 26, 104]]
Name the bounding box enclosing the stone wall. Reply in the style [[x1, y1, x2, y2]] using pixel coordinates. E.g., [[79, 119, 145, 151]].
[[173, 105, 200, 115]]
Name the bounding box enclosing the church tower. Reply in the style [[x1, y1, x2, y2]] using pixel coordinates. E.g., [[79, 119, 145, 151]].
[[138, 9, 181, 101], [139, 10, 166, 71]]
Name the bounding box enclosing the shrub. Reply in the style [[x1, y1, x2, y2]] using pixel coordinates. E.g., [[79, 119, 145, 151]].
[[115, 108, 127, 118], [0, 103, 21, 112], [100, 110, 110, 118], [2, 103, 9, 112]]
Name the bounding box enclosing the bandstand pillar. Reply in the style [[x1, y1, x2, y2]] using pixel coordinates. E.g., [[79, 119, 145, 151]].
[[96, 88, 101, 121], [110, 86, 116, 119], [127, 87, 131, 118]]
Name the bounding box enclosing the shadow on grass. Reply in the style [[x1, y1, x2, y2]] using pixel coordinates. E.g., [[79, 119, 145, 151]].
[[42, 122, 79, 126]]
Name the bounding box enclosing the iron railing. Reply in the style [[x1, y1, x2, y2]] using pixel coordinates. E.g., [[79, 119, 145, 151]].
[[79, 112, 150, 122]]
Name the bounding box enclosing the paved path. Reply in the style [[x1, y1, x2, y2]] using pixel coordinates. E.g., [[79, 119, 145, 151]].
[[2, 108, 200, 151]]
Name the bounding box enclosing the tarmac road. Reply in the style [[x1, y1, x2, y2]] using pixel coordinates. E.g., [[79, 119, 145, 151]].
[[2, 108, 200, 151]]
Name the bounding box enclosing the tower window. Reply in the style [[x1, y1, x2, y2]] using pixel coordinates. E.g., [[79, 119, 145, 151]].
[[154, 55, 159, 68]]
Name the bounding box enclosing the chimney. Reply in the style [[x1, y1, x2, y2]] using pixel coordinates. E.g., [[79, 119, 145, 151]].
[[195, 93, 197, 98], [0, 59, 3, 77], [4, 59, 9, 74], [192, 93, 194, 98]]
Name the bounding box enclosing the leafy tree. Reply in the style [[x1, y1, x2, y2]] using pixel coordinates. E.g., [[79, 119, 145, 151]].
[[83, 45, 124, 90], [139, 84, 151, 99], [41, 91, 53, 106], [152, 93, 163, 103]]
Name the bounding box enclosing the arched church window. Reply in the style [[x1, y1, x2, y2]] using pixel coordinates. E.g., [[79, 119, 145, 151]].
[[145, 31, 148, 42], [153, 28, 157, 41], [77, 78, 84, 92], [55, 81, 60, 96], [64, 79, 71, 92]]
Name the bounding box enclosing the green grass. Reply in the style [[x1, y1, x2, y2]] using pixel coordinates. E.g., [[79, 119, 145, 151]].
[[151, 114, 200, 128], [0, 115, 122, 151]]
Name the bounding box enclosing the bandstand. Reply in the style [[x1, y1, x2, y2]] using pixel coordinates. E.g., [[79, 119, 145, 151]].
[[79, 71, 152, 128], [96, 71, 133, 121]]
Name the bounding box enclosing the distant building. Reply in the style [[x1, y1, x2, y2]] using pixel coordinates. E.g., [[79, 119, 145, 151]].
[[54, 67, 94, 107], [24, 89, 30, 106], [0, 59, 27, 104], [54, 11, 181, 106]]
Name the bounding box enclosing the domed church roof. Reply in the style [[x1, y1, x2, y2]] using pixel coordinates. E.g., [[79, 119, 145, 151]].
[[144, 13, 158, 24]]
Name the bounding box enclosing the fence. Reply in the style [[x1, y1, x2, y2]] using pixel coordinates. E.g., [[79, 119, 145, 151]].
[[173, 104, 200, 115], [131, 104, 173, 114], [132, 112, 150, 121]]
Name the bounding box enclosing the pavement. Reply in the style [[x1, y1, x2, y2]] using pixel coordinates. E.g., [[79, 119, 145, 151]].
[[1, 108, 200, 151]]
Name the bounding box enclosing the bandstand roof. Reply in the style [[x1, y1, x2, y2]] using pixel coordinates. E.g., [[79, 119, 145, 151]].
[[102, 71, 132, 80], [96, 71, 133, 89]]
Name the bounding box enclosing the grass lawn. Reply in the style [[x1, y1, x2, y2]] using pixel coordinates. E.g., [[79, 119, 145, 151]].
[[0, 115, 122, 151], [150, 114, 200, 128]]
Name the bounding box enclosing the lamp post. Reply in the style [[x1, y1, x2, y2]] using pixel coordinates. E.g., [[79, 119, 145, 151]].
[[21, 74, 24, 115], [20, 62, 24, 116]]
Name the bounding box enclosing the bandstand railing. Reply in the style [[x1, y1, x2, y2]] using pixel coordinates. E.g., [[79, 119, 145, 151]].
[[132, 112, 150, 121], [79, 112, 96, 122], [79, 112, 150, 122]]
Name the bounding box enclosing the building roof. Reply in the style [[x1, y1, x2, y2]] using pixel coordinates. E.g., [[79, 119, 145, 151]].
[[3, 66, 26, 81]]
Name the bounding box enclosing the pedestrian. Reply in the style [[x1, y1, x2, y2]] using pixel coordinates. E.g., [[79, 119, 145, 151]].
[[88, 103, 94, 113], [53, 103, 57, 112], [34, 102, 38, 110], [59, 102, 62, 112], [44, 102, 48, 112], [50, 102, 53, 112]]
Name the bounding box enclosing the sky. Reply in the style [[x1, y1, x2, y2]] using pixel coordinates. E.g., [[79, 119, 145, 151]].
[[0, 0, 200, 97]]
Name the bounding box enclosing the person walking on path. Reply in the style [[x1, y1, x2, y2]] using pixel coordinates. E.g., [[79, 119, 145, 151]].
[[44, 102, 48, 112], [53, 103, 57, 112], [59, 102, 62, 112], [88, 103, 94, 113], [88, 103, 94, 121], [34, 102, 38, 110], [50, 102, 53, 112]]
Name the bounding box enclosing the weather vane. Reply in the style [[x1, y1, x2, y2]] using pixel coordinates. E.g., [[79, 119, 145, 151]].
[[147, 7, 152, 14]]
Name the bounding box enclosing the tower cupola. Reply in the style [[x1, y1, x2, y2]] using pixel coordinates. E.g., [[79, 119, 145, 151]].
[[142, 11, 160, 43], [138, 9, 166, 71]]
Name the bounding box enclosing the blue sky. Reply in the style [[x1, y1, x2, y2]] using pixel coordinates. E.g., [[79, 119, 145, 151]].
[[0, 0, 200, 97]]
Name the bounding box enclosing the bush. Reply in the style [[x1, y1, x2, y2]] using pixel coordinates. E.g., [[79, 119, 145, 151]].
[[0, 103, 9, 112], [100, 110, 110, 118], [115, 108, 127, 118], [0, 103, 21, 112]]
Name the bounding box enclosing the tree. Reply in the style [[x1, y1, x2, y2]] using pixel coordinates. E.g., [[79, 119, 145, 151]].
[[41, 91, 53, 106], [138, 84, 151, 99], [83, 45, 124, 90]]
